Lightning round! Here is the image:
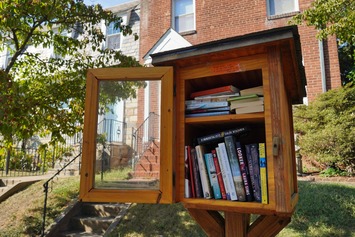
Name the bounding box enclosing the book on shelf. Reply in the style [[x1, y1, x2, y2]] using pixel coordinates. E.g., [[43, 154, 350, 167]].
[[190, 147, 203, 198], [233, 105, 264, 114], [259, 143, 268, 204], [212, 149, 227, 200], [186, 146, 196, 198], [185, 146, 192, 198], [185, 110, 230, 118], [224, 135, 246, 201], [227, 93, 260, 103], [185, 101, 229, 110], [197, 126, 251, 145], [240, 85, 264, 96], [204, 153, 222, 199], [195, 145, 212, 199], [235, 142, 253, 202], [193, 93, 240, 102], [190, 85, 240, 99], [217, 143, 238, 201], [186, 106, 230, 114], [245, 143, 262, 202], [230, 97, 264, 109]]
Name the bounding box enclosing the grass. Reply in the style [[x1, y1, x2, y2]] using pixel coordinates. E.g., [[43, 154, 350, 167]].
[[0, 179, 354, 236]]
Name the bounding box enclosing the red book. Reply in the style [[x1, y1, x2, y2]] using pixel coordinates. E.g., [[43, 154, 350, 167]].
[[187, 146, 196, 198], [190, 85, 239, 99], [212, 149, 227, 200]]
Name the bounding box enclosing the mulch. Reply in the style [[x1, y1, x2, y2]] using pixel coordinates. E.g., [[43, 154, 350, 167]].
[[297, 173, 355, 185]]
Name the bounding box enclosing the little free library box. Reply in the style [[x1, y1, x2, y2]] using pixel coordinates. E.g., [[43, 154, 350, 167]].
[[79, 26, 306, 237]]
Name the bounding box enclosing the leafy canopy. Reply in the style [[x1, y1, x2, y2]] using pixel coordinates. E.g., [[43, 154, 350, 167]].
[[0, 0, 142, 145], [292, 0, 355, 84]]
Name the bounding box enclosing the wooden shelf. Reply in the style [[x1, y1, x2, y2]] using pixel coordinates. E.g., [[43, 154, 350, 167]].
[[185, 113, 264, 124]]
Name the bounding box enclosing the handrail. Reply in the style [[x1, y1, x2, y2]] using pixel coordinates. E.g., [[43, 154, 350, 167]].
[[41, 152, 82, 237]]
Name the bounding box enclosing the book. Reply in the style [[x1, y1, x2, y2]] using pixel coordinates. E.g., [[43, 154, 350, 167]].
[[185, 146, 192, 198], [185, 111, 230, 118], [195, 145, 212, 199], [224, 135, 246, 201], [233, 105, 264, 114], [204, 153, 222, 199], [212, 149, 227, 200], [187, 146, 196, 198], [186, 106, 230, 114], [240, 86, 264, 96], [193, 93, 240, 102], [197, 126, 251, 145], [229, 97, 264, 109], [190, 147, 203, 198], [190, 85, 239, 99], [259, 143, 268, 204], [245, 143, 261, 202], [235, 142, 253, 201], [185, 101, 229, 111], [216, 147, 231, 200], [217, 143, 238, 201], [227, 94, 260, 103]]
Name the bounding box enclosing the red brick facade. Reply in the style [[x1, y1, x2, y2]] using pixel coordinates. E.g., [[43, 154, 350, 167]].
[[139, 0, 341, 102]]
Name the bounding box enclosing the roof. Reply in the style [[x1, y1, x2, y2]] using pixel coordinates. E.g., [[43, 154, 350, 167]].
[[151, 26, 306, 103], [105, 0, 140, 14]]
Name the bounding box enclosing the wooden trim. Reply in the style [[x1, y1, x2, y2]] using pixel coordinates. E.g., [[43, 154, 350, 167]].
[[186, 208, 225, 237]]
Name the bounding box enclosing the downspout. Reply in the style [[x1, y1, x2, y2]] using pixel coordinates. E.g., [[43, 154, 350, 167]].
[[318, 39, 327, 93]]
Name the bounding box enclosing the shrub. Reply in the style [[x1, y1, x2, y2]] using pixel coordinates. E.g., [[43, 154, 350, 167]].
[[293, 84, 355, 175]]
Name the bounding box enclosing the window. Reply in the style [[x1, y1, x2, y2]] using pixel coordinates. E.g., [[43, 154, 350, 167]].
[[173, 0, 195, 33], [106, 21, 121, 50], [267, 0, 299, 16]]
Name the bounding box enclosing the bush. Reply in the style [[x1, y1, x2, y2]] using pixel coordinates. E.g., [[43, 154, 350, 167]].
[[293, 84, 355, 175]]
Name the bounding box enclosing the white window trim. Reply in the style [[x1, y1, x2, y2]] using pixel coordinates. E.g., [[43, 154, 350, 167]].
[[172, 0, 196, 34], [267, 0, 299, 18], [105, 14, 127, 50]]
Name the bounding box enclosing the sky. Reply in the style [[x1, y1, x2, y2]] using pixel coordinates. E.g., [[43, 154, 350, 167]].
[[84, 0, 133, 8]]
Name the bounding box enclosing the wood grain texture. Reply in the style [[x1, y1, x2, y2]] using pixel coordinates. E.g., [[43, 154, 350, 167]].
[[186, 208, 225, 237]]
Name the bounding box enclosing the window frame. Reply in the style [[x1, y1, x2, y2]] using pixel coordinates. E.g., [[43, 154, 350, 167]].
[[266, 0, 299, 18], [105, 14, 127, 50], [79, 67, 175, 204], [172, 0, 196, 34]]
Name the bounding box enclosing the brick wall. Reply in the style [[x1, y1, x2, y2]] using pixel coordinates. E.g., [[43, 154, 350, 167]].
[[140, 0, 341, 102]]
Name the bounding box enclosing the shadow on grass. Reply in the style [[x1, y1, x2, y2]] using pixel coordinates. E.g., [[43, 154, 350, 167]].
[[109, 203, 206, 237], [281, 181, 355, 237]]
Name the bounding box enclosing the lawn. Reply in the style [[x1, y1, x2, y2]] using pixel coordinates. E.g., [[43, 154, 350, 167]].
[[0, 178, 354, 236]]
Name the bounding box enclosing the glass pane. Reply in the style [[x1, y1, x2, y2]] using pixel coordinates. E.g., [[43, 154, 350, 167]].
[[269, 0, 297, 15], [174, 0, 193, 15], [94, 80, 161, 190], [175, 13, 194, 32]]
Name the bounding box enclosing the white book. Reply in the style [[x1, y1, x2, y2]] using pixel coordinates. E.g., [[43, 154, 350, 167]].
[[217, 143, 238, 201], [216, 147, 231, 200], [195, 145, 212, 199]]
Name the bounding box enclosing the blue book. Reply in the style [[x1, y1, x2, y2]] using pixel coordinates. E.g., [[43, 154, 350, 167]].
[[204, 153, 222, 199]]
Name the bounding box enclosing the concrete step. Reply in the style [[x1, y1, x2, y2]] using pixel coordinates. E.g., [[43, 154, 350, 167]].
[[59, 231, 103, 237], [81, 203, 122, 217], [69, 216, 114, 234], [131, 170, 160, 179]]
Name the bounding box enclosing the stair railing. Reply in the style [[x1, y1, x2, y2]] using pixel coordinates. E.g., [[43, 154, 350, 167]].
[[132, 112, 159, 168], [41, 152, 82, 237]]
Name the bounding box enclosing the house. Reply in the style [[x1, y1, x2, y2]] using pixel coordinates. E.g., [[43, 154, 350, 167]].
[[139, 0, 342, 103]]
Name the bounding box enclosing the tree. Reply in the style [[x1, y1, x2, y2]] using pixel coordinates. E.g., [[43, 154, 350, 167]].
[[292, 0, 355, 84], [0, 0, 143, 146]]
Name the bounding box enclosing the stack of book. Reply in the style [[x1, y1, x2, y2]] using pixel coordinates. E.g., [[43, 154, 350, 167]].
[[186, 85, 240, 117], [184, 127, 268, 203], [228, 94, 264, 114]]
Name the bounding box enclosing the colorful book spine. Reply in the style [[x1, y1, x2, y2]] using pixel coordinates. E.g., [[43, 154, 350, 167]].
[[185, 110, 230, 118], [185, 146, 192, 198], [259, 143, 268, 204], [224, 135, 246, 201], [245, 144, 261, 202], [191, 147, 203, 198], [190, 85, 239, 98], [212, 149, 227, 200], [215, 147, 231, 200], [204, 153, 222, 199], [217, 142, 238, 201], [185, 101, 229, 110], [197, 126, 251, 145], [235, 142, 253, 201], [195, 145, 212, 199]]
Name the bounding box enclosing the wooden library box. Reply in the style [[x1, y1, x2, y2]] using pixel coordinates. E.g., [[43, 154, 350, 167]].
[[79, 26, 306, 236]]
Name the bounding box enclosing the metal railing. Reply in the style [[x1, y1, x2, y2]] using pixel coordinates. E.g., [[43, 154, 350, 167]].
[[41, 152, 82, 237], [132, 112, 160, 167]]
